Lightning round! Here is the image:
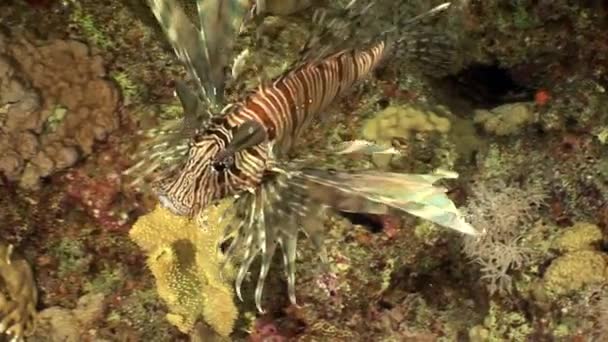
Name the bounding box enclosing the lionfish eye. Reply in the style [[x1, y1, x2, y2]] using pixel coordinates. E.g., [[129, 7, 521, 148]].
[[212, 154, 234, 172], [192, 129, 204, 143]]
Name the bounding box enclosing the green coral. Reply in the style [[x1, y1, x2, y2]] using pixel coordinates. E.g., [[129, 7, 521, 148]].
[[84, 266, 125, 295], [44, 105, 68, 133], [470, 301, 532, 342], [511, 2, 540, 30], [541, 222, 608, 298], [66, 0, 113, 49], [50, 239, 92, 277], [111, 71, 143, 106]]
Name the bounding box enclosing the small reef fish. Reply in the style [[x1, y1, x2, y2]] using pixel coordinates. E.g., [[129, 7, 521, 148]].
[[127, 0, 476, 312]]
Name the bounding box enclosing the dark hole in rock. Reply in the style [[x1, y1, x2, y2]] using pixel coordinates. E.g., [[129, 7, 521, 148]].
[[338, 211, 384, 233], [442, 63, 534, 108]]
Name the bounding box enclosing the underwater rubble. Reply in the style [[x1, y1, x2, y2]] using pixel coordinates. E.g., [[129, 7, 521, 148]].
[[0, 0, 607, 341]]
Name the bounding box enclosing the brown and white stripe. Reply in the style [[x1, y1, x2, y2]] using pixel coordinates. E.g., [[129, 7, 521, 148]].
[[156, 40, 387, 217], [227, 40, 387, 150]]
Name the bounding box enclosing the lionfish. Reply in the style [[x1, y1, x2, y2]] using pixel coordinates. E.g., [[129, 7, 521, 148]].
[[127, 0, 478, 312]]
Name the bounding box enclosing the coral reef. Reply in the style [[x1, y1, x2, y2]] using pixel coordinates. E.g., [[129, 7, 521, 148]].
[[129, 200, 237, 338], [0, 242, 37, 341], [0, 30, 120, 188]]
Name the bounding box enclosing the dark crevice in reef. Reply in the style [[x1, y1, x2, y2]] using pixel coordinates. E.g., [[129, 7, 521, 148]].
[[338, 211, 385, 233], [440, 63, 535, 109]]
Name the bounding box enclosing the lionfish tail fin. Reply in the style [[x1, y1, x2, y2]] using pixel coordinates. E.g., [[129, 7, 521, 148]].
[[393, 28, 459, 78], [390, 2, 460, 77], [297, 0, 379, 63], [296, 168, 478, 236], [298, 1, 457, 76]]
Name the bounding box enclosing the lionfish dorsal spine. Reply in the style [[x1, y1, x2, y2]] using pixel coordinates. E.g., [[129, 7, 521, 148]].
[[148, 0, 249, 107], [196, 0, 250, 105]]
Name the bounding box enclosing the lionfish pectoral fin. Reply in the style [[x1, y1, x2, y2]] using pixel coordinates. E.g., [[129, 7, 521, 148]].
[[332, 139, 400, 156], [297, 168, 479, 236]]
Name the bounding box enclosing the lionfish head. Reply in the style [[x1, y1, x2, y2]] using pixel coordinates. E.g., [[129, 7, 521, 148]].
[[154, 119, 270, 218]]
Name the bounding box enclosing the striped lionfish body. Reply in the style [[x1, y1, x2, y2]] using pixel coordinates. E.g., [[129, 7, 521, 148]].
[[157, 41, 388, 217], [131, 0, 474, 314]]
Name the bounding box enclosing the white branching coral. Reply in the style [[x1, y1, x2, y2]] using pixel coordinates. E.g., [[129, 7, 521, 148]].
[[462, 180, 545, 294]]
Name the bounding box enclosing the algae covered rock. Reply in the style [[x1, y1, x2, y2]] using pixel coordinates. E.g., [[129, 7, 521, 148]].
[[129, 200, 237, 338], [469, 301, 532, 342]]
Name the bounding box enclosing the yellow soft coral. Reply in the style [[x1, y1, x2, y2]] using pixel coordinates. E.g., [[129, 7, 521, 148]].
[[129, 200, 237, 337], [0, 242, 37, 341]]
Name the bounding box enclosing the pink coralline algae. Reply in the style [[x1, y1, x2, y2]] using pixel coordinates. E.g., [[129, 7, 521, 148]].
[[379, 214, 402, 239], [249, 319, 287, 342]]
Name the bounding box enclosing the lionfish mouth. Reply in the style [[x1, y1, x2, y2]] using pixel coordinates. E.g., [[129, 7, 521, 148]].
[[156, 188, 191, 217]]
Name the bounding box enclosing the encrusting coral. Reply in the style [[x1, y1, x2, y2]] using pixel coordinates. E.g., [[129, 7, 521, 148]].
[[0, 242, 37, 341], [129, 199, 237, 338], [0, 30, 119, 188]]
